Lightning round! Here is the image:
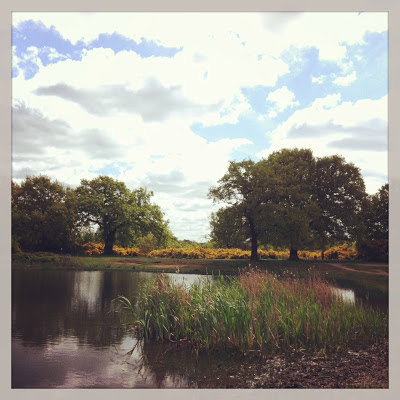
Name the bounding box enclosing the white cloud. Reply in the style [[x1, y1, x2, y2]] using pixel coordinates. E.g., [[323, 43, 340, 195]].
[[268, 110, 278, 119], [45, 47, 68, 61], [13, 39, 287, 129], [311, 75, 327, 84], [333, 71, 357, 86], [267, 86, 299, 113], [311, 93, 341, 111], [256, 12, 387, 62]]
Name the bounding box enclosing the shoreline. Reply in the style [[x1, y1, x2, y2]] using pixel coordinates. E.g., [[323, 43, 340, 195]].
[[190, 339, 389, 389], [12, 254, 389, 295], [12, 254, 389, 389]]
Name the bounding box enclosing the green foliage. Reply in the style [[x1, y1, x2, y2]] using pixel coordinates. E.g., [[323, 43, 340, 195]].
[[209, 206, 250, 249], [165, 237, 214, 249], [209, 159, 272, 261], [356, 184, 388, 262], [262, 149, 320, 259], [76, 176, 169, 255], [76, 176, 133, 255], [312, 155, 366, 247], [357, 239, 388, 262], [12, 176, 78, 253], [138, 233, 157, 255], [361, 184, 388, 241], [76, 226, 103, 244], [209, 149, 368, 261]]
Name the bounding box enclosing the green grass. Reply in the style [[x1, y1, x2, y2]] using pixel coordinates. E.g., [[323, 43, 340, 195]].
[[116, 269, 388, 356], [12, 253, 388, 295], [12, 252, 85, 269]]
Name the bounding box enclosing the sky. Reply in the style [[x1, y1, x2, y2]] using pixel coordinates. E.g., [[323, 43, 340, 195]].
[[11, 12, 388, 242]]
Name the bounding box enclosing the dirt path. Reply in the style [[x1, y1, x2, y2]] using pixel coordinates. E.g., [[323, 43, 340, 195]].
[[110, 261, 142, 266], [326, 263, 388, 276], [108, 260, 388, 276], [109, 260, 188, 270]]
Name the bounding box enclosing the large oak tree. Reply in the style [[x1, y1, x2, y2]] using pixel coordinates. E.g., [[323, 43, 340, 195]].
[[209, 149, 367, 261], [76, 176, 169, 255], [261, 149, 321, 260], [208, 159, 274, 261]]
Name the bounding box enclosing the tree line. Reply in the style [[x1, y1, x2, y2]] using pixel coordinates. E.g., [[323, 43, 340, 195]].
[[12, 148, 388, 261], [208, 148, 388, 261], [12, 175, 172, 255]]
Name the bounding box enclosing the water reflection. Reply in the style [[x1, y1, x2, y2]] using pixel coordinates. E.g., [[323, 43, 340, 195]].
[[12, 270, 211, 388], [331, 287, 356, 304], [71, 271, 103, 315], [165, 272, 211, 289], [12, 269, 387, 388]]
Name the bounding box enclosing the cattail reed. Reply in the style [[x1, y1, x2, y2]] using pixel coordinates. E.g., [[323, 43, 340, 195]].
[[118, 269, 387, 355]]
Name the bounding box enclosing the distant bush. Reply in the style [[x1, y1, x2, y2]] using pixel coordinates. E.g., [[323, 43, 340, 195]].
[[324, 244, 358, 260], [73, 242, 141, 256], [71, 243, 364, 260], [149, 247, 344, 260], [357, 239, 388, 263], [138, 233, 156, 255]]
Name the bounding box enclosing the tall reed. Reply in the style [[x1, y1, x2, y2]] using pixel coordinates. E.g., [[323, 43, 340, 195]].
[[120, 269, 387, 355]]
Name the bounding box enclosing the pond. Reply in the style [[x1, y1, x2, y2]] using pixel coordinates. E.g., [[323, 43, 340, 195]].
[[12, 269, 387, 388]]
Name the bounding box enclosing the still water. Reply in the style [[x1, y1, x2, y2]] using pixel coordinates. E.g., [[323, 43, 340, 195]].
[[12, 269, 386, 388]]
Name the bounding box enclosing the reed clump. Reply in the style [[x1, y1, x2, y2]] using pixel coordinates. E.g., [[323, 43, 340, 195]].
[[118, 269, 387, 355]]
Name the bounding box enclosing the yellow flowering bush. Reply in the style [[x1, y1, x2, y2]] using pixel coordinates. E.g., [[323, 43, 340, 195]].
[[323, 244, 358, 260], [149, 246, 357, 260], [74, 242, 358, 260], [148, 247, 288, 260], [74, 242, 141, 256]]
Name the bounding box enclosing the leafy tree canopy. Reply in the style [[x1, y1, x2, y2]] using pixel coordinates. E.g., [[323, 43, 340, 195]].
[[209, 206, 250, 249], [209, 159, 273, 260], [209, 148, 368, 261], [75, 176, 169, 255], [363, 183, 389, 241], [311, 155, 366, 248], [12, 176, 78, 253]]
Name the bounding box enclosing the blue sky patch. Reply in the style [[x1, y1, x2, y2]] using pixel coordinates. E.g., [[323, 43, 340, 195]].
[[192, 115, 273, 159], [12, 20, 181, 79], [93, 162, 130, 177]]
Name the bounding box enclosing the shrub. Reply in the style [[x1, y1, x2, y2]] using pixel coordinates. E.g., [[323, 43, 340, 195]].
[[138, 233, 157, 255], [324, 244, 358, 260], [72, 243, 363, 260], [357, 239, 388, 262], [73, 242, 141, 256]]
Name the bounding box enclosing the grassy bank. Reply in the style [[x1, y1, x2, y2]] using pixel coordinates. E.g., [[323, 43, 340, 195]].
[[12, 252, 388, 295], [116, 269, 387, 356], [12, 252, 85, 269]]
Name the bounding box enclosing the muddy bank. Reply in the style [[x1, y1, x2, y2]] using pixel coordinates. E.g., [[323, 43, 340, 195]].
[[193, 340, 388, 388], [325, 263, 388, 276]]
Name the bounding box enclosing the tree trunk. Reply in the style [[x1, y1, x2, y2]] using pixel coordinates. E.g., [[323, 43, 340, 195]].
[[103, 230, 116, 255], [247, 216, 259, 262], [289, 248, 299, 261]]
